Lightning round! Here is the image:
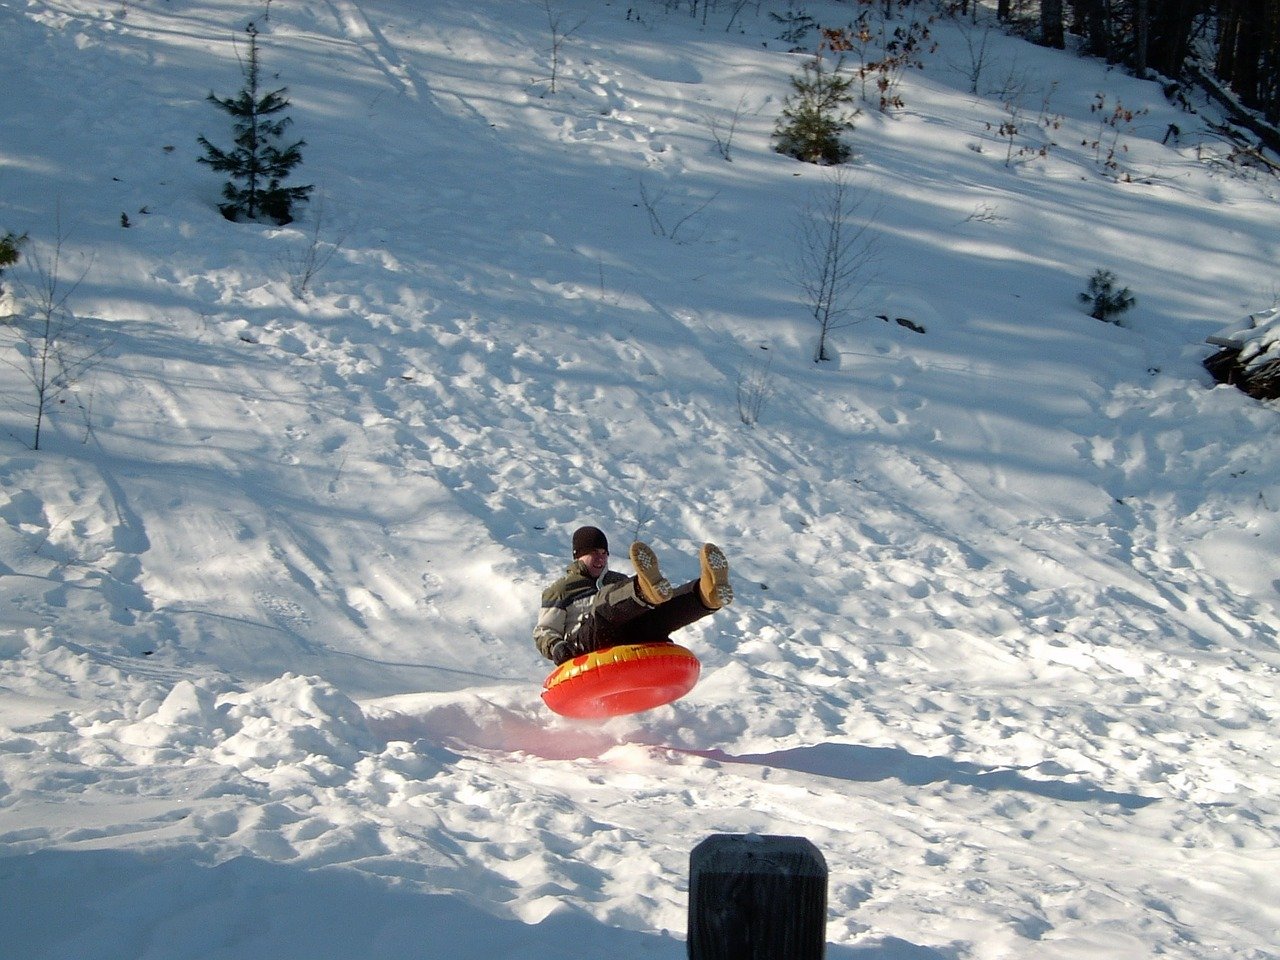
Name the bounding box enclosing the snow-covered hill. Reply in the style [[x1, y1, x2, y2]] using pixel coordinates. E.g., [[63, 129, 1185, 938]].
[[2, 1, 1278, 957]]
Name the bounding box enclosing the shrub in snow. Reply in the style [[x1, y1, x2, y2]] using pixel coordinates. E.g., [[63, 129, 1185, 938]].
[[0, 229, 25, 314], [736, 354, 774, 425], [197, 23, 312, 226], [0, 230, 25, 285], [1204, 308, 1280, 400], [769, 9, 817, 48], [792, 167, 878, 363], [773, 55, 858, 165], [3, 226, 101, 450], [1079, 268, 1135, 324]]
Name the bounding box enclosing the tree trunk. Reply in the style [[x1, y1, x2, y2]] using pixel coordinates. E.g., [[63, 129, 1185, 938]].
[[1232, 4, 1263, 109], [1215, 0, 1238, 81], [1144, 0, 1204, 79], [1041, 0, 1065, 49], [1133, 0, 1150, 76], [1215, 0, 1280, 124], [1187, 59, 1280, 156], [1068, 0, 1112, 61]]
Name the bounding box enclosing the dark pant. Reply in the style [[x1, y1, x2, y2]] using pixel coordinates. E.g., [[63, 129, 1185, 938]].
[[573, 579, 713, 653]]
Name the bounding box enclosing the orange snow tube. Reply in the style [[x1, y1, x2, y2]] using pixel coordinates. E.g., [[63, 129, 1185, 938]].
[[542, 643, 701, 719]]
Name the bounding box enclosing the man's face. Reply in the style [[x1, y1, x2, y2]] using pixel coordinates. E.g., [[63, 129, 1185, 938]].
[[578, 548, 609, 579]]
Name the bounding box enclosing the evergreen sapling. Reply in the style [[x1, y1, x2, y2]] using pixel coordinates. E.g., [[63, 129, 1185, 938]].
[[1079, 269, 1135, 324], [0, 230, 27, 316], [198, 23, 312, 225], [773, 55, 858, 165], [0, 231, 25, 293]]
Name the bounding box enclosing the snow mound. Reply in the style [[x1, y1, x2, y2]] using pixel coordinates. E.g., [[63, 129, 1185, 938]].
[[213, 674, 375, 779]]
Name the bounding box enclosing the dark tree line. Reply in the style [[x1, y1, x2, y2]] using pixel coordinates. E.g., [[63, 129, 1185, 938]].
[[1027, 1, 1279, 125], [1214, 0, 1280, 124]]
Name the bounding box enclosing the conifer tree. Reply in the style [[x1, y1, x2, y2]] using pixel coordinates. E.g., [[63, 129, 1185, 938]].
[[0, 229, 26, 316], [197, 23, 312, 225], [0, 231, 26, 294], [772, 55, 858, 165]]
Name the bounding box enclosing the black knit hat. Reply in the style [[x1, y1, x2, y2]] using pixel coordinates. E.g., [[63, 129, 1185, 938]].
[[571, 525, 609, 557]]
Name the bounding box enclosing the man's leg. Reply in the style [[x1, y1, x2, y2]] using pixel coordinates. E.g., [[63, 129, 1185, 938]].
[[563, 543, 731, 656], [567, 578, 654, 655], [609, 581, 715, 646]]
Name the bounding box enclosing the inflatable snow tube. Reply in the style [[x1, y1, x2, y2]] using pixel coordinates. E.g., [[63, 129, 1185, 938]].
[[542, 642, 701, 719]]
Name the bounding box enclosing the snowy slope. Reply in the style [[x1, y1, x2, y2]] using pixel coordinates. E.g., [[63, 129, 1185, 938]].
[[2, 1, 1278, 957]]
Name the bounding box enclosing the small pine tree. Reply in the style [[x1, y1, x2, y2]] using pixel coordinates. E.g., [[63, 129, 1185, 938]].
[[0, 230, 27, 303], [768, 9, 817, 47], [773, 55, 859, 165], [1079, 268, 1135, 324], [197, 23, 312, 225], [0, 230, 25, 274]]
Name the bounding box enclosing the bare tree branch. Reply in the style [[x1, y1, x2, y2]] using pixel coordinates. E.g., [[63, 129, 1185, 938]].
[[792, 168, 879, 362]]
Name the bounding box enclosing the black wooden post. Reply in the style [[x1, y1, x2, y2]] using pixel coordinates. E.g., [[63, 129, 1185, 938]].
[[687, 834, 827, 960]]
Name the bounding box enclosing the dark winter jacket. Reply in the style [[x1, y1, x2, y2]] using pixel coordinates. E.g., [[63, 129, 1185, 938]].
[[533, 560, 635, 660]]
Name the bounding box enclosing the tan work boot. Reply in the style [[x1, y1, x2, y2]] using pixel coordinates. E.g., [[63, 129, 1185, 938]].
[[630, 541, 673, 606], [698, 543, 733, 609]]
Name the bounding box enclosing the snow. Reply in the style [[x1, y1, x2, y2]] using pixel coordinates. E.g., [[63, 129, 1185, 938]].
[[2, 0, 1279, 957]]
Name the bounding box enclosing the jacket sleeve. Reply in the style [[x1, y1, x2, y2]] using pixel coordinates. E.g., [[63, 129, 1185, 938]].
[[533, 592, 568, 660]]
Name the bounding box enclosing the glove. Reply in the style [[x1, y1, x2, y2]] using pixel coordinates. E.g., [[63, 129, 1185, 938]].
[[550, 640, 576, 665]]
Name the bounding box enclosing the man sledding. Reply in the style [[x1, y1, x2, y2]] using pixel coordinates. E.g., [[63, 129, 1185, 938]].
[[534, 526, 734, 719], [534, 525, 734, 665]]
